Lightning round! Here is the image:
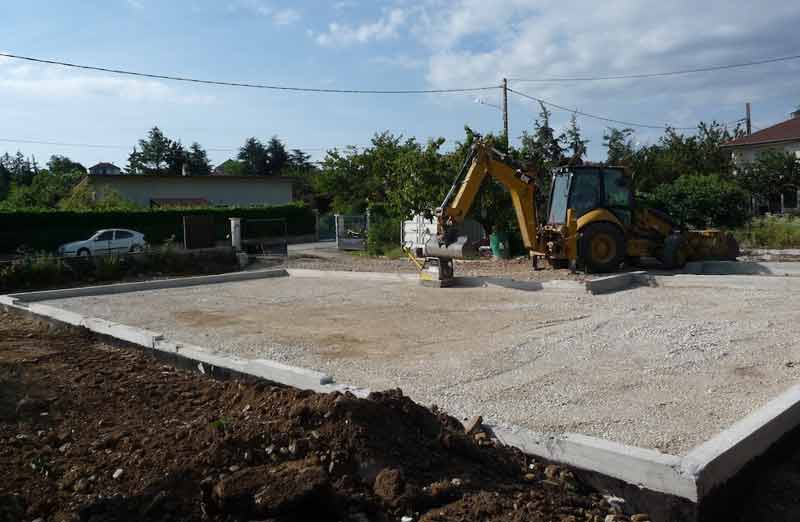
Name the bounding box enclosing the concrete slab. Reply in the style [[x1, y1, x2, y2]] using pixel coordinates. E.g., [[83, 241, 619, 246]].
[[9, 268, 289, 302], [585, 271, 651, 294]]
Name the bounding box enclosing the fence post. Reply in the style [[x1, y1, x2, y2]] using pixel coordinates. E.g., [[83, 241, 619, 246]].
[[229, 217, 242, 251], [313, 209, 320, 241], [334, 214, 341, 249]]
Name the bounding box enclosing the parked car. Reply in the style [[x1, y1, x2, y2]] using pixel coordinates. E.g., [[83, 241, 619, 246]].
[[57, 229, 146, 257]]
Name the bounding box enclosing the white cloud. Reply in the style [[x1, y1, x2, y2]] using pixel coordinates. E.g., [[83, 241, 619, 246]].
[[0, 60, 213, 104], [230, 1, 301, 26], [412, 0, 800, 131], [272, 8, 300, 26], [332, 1, 357, 10], [125, 0, 144, 9], [315, 8, 408, 47], [370, 54, 424, 70]]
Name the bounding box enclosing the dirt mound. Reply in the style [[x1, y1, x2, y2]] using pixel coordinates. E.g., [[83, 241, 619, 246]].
[[0, 312, 630, 522]]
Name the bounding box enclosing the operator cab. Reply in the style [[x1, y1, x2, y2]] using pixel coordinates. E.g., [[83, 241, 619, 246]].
[[547, 166, 633, 226]]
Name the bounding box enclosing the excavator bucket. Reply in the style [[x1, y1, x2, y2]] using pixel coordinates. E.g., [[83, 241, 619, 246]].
[[686, 230, 740, 261]]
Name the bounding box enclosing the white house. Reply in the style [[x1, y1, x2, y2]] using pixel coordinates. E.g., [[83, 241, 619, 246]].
[[722, 109, 800, 213], [80, 172, 294, 208]]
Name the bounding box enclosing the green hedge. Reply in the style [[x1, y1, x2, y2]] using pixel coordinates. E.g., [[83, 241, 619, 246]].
[[367, 203, 402, 255], [0, 203, 315, 253]]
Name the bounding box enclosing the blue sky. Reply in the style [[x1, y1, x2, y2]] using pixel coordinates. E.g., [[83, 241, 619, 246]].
[[2, 0, 799, 169]]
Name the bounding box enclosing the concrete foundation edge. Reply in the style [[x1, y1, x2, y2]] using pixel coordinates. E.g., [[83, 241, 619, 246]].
[[683, 384, 800, 499], [0, 296, 338, 394], [585, 271, 652, 294], [8, 268, 290, 302], [491, 426, 696, 501], [286, 268, 418, 282]]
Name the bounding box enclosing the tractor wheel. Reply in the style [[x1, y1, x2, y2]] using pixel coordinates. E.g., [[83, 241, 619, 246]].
[[723, 234, 740, 260], [662, 234, 688, 269], [579, 223, 625, 273]]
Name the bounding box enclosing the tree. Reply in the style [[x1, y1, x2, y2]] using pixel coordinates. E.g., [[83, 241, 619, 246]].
[[58, 184, 136, 210], [127, 127, 183, 175], [0, 162, 10, 200], [648, 174, 749, 228], [185, 142, 211, 176], [1, 152, 38, 186], [564, 113, 588, 162], [737, 150, 800, 210], [266, 136, 289, 175], [520, 102, 565, 170], [385, 137, 452, 218], [238, 137, 269, 176], [603, 127, 636, 165], [47, 155, 86, 176], [287, 149, 314, 171], [1, 168, 84, 209]]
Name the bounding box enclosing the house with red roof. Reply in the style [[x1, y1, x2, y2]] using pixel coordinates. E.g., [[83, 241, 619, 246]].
[[722, 109, 800, 213]]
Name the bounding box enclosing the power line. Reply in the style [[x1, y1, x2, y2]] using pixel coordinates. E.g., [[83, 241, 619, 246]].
[[508, 53, 800, 82], [507, 88, 697, 130], [0, 52, 499, 94]]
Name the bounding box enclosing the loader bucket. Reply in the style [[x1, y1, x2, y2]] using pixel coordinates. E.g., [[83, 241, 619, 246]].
[[685, 230, 740, 261]]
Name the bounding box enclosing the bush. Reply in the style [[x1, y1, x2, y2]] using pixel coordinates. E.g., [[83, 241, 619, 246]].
[[0, 203, 315, 253], [366, 203, 401, 255], [646, 174, 749, 229], [734, 216, 800, 249], [0, 247, 239, 292]]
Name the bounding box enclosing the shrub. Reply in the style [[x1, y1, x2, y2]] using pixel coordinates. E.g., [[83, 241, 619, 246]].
[[646, 174, 749, 229], [367, 203, 401, 255], [734, 216, 800, 249], [0, 247, 239, 292]]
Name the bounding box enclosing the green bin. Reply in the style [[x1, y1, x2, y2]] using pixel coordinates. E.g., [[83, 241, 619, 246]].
[[489, 231, 509, 259]]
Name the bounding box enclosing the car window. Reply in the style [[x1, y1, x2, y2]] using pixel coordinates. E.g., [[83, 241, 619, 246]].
[[115, 231, 133, 240], [95, 231, 114, 241]]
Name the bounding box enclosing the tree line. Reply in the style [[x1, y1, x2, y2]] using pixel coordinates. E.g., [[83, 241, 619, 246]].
[[0, 127, 318, 210], [2, 113, 799, 232]]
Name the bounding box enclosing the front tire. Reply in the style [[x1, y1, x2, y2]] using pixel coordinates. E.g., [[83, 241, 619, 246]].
[[579, 223, 625, 273], [77, 248, 91, 258]]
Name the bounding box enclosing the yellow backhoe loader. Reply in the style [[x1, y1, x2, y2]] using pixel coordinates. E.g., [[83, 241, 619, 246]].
[[418, 137, 738, 287]]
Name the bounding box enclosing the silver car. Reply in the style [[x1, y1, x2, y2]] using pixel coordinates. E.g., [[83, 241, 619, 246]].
[[57, 229, 146, 257]]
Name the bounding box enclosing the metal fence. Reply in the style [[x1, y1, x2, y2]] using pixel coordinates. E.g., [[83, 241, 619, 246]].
[[318, 213, 336, 241], [241, 218, 288, 256], [335, 214, 368, 251]]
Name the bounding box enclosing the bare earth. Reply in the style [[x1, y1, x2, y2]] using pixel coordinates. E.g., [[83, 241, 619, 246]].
[[44, 269, 800, 456]]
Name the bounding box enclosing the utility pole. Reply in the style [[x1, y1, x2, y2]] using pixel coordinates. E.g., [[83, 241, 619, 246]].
[[745, 102, 752, 135], [502, 78, 509, 149]]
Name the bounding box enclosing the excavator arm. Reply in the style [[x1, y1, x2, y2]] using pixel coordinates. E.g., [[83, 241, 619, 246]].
[[424, 139, 540, 259]]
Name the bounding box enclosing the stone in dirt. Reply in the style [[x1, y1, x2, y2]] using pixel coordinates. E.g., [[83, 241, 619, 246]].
[[212, 462, 332, 519], [463, 415, 483, 435], [373, 467, 405, 506]]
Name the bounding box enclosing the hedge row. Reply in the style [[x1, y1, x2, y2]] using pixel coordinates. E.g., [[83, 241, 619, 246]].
[[0, 203, 316, 253]]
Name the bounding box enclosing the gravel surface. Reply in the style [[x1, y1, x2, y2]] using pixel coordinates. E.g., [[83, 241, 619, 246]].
[[45, 273, 800, 456]]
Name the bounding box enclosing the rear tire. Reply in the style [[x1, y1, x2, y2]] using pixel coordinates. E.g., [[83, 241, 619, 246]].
[[579, 223, 625, 273], [661, 234, 688, 269]]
